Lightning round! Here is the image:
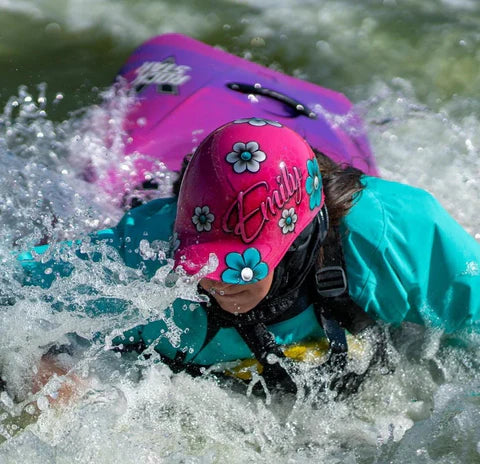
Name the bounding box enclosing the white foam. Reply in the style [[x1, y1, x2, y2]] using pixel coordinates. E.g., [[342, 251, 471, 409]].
[[1, 1, 480, 462]]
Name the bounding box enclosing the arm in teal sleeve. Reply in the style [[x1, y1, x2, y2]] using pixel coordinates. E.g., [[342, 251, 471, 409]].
[[344, 177, 480, 332], [16, 196, 179, 288], [14, 197, 186, 352], [397, 189, 480, 332], [111, 197, 178, 275], [109, 298, 208, 361], [17, 228, 122, 289], [413, 212, 480, 332]]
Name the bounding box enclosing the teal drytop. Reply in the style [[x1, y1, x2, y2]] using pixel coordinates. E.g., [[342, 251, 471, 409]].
[[18, 176, 480, 365]]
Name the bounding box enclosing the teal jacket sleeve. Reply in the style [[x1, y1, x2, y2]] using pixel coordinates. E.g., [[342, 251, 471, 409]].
[[16, 197, 178, 287], [111, 197, 178, 277], [14, 197, 210, 358], [342, 176, 480, 333], [17, 228, 120, 289]]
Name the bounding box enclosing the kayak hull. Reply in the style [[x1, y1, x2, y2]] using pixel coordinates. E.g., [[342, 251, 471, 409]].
[[95, 33, 378, 204]]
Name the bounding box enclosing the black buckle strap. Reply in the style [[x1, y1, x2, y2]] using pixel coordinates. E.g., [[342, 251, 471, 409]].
[[235, 322, 297, 393], [315, 266, 347, 298], [236, 322, 285, 364], [319, 314, 348, 353], [314, 225, 376, 335]]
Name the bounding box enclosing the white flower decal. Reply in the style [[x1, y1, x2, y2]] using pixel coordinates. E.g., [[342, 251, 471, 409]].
[[278, 208, 298, 234], [234, 117, 282, 127], [192, 206, 215, 232], [226, 141, 266, 174]]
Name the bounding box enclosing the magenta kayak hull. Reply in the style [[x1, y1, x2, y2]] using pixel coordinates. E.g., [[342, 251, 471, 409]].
[[96, 33, 377, 204]]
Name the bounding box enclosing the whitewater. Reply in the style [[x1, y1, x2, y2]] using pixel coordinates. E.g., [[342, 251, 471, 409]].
[[1, 1, 480, 462]]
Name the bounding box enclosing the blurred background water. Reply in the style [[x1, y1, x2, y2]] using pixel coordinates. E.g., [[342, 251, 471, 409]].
[[0, 0, 480, 463]]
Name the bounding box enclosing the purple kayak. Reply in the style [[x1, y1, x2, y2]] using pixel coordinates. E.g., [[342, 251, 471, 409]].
[[99, 33, 377, 204]]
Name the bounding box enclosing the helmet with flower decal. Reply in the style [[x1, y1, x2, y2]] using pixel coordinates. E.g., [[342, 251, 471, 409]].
[[173, 118, 325, 284]]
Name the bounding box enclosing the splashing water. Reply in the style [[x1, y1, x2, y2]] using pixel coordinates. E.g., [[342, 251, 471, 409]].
[[0, 82, 478, 464], [362, 78, 480, 239], [1, 1, 480, 463]]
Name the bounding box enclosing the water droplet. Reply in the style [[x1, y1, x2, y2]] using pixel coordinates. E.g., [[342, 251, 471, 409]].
[[1, 391, 14, 409], [36, 396, 49, 411], [250, 37, 265, 47], [45, 22, 61, 35], [25, 404, 36, 415]]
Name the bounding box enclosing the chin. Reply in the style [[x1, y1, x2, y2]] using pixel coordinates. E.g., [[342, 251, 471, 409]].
[[218, 301, 255, 314]]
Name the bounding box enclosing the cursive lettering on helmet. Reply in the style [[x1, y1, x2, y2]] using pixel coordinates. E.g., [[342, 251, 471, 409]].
[[222, 165, 303, 243]]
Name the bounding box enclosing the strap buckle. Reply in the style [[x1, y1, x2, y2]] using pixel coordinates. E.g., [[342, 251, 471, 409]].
[[315, 266, 347, 298]]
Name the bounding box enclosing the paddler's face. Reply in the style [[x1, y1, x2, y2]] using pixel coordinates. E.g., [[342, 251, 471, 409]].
[[199, 272, 274, 314]]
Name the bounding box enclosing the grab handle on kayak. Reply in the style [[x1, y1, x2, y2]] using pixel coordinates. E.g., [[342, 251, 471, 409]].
[[227, 82, 317, 119]]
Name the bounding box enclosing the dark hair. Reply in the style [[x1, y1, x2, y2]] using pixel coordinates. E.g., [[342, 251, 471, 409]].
[[172, 149, 365, 224], [312, 148, 365, 226]]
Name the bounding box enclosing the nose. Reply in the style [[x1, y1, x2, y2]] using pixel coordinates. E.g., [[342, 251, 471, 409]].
[[199, 278, 220, 290], [199, 278, 233, 294]]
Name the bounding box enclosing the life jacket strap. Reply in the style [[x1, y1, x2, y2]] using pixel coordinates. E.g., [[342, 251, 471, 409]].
[[319, 313, 348, 353], [315, 266, 347, 298], [314, 225, 376, 336], [235, 322, 298, 393]]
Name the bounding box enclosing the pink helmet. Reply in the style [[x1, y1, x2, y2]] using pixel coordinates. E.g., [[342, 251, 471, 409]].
[[173, 118, 325, 283]]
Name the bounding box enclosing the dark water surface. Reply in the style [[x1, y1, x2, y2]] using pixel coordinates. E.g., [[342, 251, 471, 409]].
[[2, 0, 480, 117]]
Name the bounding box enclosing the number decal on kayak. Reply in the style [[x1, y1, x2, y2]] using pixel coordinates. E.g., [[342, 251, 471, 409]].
[[133, 56, 191, 94]]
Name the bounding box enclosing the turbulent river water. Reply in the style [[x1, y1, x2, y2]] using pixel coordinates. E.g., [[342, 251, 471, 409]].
[[1, 1, 480, 462]]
